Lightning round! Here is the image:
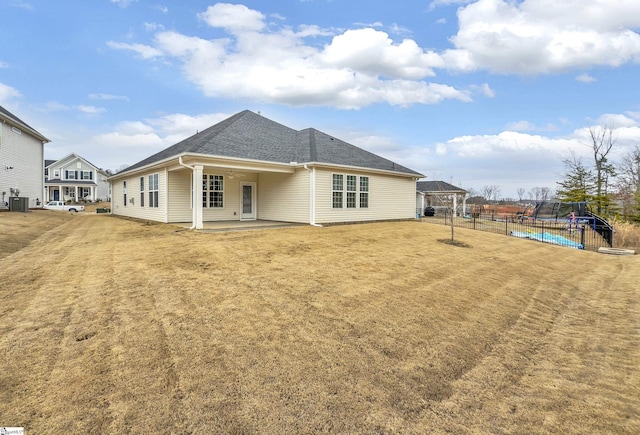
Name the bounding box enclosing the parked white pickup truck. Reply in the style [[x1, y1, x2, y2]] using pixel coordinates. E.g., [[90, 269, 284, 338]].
[[43, 201, 85, 212]]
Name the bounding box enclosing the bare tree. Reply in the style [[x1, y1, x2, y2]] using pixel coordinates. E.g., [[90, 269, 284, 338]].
[[588, 125, 616, 214], [517, 188, 526, 201], [615, 145, 640, 220]]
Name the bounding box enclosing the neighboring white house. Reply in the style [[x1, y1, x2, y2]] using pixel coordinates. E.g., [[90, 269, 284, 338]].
[[0, 105, 50, 209], [108, 110, 424, 228], [44, 153, 110, 203]]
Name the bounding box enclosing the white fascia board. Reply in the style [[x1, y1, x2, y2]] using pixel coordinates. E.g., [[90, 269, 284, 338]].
[[298, 162, 424, 179]]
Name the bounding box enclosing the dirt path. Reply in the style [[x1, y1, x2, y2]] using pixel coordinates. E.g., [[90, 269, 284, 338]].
[[1, 212, 638, 433]]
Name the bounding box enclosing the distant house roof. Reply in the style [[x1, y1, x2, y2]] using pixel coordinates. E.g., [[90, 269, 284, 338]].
[[417, 180, 467, 194], [0, 105, 50, 143], [117, 110, 423, 177]]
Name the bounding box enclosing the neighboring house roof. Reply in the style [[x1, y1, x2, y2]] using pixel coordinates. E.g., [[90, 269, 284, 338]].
[[0, 105, 50, 143], [417, 180, 467, 194], [116, 110, 423, 177], [45, 153, 107, 175]]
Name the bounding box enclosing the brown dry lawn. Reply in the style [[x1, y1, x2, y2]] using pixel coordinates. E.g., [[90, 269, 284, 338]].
[[1, 210, 639, 434]]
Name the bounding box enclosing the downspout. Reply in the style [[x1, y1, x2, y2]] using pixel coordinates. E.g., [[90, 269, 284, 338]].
[[304, 164, 322, 227], [178, 156, 199, 229]]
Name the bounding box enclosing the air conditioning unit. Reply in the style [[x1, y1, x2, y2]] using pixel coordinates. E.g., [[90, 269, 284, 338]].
[[9, 197, 29, 212]]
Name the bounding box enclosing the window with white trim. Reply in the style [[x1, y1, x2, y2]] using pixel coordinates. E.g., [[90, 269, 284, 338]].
[[81, 170, 92, 180], [332, 174, 343, 208], [203, 174, 224, 208], [148, 173, 159, 208], [346, 175, 357, 208], [66, 170, 77, 180], [332, 174, 369, 209], [140, 176, 145, 207], [54, 170, 60, 178], [81, 187, 90, 198], [359, 176, 369, 208]]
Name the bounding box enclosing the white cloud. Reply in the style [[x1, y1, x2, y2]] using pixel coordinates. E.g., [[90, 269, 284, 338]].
[[446, 0, 640, 74], [88, 93, 130, 102], [576, 73, 596, 83], [469, 83, 495, 97], [77, 105, 106, 115], [144, 22, 165, 32], [10, 1, 34, 11], [88, 112, 232, 169], [109, 5, 470, 109], [0, 61, 8, 68], [0, 82, 21, 103], [111, 0, 137, 8], [198, 3, 266, 33], [595, 113, 638, 128], [107, 41, 163, 59]]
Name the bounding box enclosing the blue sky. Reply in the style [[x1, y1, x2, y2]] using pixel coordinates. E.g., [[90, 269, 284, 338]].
[[1, 0, 639, 199]]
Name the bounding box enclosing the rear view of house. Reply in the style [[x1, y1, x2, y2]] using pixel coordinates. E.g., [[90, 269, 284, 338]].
[[108, 110, 423, 228], [0, 106, 50, 209]]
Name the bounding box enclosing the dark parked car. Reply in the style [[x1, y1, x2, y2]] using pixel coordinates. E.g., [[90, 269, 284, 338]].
[[424, 206, 435, 216]]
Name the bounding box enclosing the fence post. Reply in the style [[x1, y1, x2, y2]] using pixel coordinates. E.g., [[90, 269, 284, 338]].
[[505, 216, 508, 235], [581, 224, 585, 248]]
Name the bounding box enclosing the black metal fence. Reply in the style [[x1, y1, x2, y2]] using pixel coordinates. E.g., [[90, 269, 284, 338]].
[[421, 210, 613, 251]]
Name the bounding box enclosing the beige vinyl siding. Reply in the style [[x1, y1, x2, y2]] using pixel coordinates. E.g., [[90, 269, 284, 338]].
[[314, 168, 416, 224], [201, 173, 257, 221], [167, 169, 192, 222], [0, 122, 44, 208], [258, 170, 309, 223], [111, 169, 168, 222]]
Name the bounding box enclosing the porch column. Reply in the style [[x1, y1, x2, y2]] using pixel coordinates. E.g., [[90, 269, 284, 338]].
[[74, 186, 78, 202], [91, 186, 96, 201], [463, 195, 467, 217], [59, 185, 63, 201], [453, 194, 458, 217], [192, 165, 204, 229]]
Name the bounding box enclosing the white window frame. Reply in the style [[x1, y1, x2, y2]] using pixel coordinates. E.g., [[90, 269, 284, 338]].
[[81, 170, 92, 180], [332, 174, 344, 209], [140, 176, 145, 207], [148, 173, 159, 208], [332, 173, 369, 209], [359, 176, 369, 209], [203, 174, 224, 208]]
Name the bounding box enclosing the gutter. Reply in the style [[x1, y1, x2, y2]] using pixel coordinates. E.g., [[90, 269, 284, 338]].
[[303, 164, 322, 227], [178, 156, 198, 229]]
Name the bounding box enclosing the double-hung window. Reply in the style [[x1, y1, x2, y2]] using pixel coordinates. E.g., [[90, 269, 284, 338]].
[[81, 170, 92, 180], [359, 176, 369, 208], [203, 174, 224, 208], [332, 174, 369, 209], [346, 175, 357, 208], [140, 177, 145, 207], [148, 173, 159, 208], [332, 174, 343, 208]]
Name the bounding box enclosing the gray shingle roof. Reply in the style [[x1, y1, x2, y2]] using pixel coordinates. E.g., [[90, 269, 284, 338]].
[[119, 110, 422, 176], [417, 180, 466, 193]]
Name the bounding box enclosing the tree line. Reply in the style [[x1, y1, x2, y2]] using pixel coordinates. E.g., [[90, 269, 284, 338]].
[[556, 125, 639, 222]]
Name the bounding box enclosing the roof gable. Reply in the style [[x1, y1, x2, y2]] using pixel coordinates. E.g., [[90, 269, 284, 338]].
[[118, 110, 422, 177]]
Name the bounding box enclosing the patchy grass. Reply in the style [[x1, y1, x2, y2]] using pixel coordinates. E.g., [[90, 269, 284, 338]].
[[1, 211, 639, 433]]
